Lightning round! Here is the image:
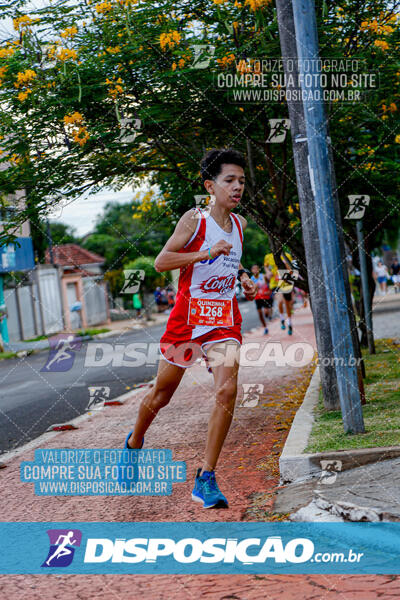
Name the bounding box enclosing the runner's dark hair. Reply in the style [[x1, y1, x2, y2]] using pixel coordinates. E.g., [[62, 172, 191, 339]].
[[200, 148, 246, 183]]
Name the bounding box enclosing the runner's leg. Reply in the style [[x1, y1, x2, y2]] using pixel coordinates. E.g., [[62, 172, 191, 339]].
[[277, 293, 286, 328], [201, 340, 240, 473], [285, 294, 293, 333], [285, 297, 292, 319], [127, 358, 185, 447], [257, 307, 266, 327]]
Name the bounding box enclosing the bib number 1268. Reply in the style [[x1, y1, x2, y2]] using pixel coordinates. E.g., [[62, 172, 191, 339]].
[[188, 298, 233, 327]]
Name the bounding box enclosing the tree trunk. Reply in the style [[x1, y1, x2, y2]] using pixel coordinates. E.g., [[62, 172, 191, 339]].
[[276, 0, 340, 410]]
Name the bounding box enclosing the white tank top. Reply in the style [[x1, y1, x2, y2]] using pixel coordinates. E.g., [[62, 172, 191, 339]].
[[181, 209, 243, 338]]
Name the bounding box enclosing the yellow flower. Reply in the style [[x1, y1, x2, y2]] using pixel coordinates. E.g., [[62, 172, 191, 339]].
[[0, 47, 14, 58], [18, 89, 32, 101], [60, 26, 78, 38], [374, 39, 389, 51], [106, 78, 124, 98], [57, 48, 78, 61], [217, 53, 236, 67], [13, 15, 39, 31], [236, 59, 251, 74], [245, 0, 272, 10], [63, 111, 83, 125], [95, 1, 112, 13], [14, 69, 36, 88], [395, 135, 400, 144], [389, 102, 397, 112], [160, 31, 182, 51], [72, 126, 90, 146]]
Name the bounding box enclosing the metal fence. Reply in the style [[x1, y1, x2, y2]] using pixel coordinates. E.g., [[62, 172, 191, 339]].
[[4, 265, 64, 342], [4, 267, 109, 342], [82, 277, 108, 326]]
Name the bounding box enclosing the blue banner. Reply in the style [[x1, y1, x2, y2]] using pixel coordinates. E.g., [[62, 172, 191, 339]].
[[20, 449, 186, 496], [0, 237, 35, 273], [1, 522, 400, 574]]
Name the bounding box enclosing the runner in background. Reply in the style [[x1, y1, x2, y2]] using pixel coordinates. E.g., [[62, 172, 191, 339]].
[[264, 251, 294, 335], [390, 257, 400, 294], [166, 285, 175, 312], [132, 292, 142, 318], [251, 264, 272, 335], [374, 260, 389, 295]]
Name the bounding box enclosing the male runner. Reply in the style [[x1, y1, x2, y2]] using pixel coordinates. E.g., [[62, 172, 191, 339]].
[[391, 257, 400, 293], [122, 148, 257, 508], [250, 264, 272, 334], [265, 252, 294, 335]]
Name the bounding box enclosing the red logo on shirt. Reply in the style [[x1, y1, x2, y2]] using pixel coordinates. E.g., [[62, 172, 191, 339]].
[[200, 274, 236, 295]]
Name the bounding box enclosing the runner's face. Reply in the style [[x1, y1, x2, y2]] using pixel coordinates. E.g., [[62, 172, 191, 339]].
[[251, 265, 259, 276], [205, 163, 245, 210]]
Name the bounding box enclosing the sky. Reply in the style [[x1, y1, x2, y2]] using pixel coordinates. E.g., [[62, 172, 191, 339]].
[[49, 186, 137, 237]]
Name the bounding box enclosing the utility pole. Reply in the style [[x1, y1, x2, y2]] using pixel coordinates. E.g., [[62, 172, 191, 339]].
[[275, 0, 340, 410], [46, 219, 54, 265], [291, 0, 364, 433], [356, 220, 375, 354]]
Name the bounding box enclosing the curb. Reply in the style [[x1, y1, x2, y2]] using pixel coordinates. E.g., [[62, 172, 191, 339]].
[[0, 380, 154, 466], [279, 366, 320, 483], [279, 367, 400, 484]]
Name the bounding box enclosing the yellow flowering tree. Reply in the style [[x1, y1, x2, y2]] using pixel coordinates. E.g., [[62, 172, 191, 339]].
[[0, 0, 398, 275]]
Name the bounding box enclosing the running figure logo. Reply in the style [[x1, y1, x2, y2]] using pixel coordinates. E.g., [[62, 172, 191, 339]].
[[193, 194, 216, 219], [42, 529, 82, 567], [120, 269, 145, 294], [267, 119, 290, 143], [86, 386, 110, 411], [275, 269, 299, 293], [240, 383, 264, 407], [119, 117, 141, 144], [319, 460, 342, 485], [41, 334, 82, 372], [345, 195, 370, 220], [189, 44, 215, 69]]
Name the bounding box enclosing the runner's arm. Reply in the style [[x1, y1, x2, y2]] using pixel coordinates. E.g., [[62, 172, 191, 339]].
[[155, 209, 232, 272], [238, 261, 257, 300]]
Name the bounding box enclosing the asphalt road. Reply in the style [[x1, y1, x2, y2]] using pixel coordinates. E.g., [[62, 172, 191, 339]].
[[0, 304, 261, 455]]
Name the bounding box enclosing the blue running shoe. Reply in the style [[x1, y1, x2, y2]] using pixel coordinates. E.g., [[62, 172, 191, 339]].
[[281, 320, 286, 330], [123, 430, 144, 449], [118, 431, 144, 488], [191, 468, 228, 508], [288, 325, 293, 335], [264, 327, 269, 335]]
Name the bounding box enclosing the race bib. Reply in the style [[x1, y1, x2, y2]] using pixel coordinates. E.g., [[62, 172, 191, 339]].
[[188, 298, 233, 327]]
